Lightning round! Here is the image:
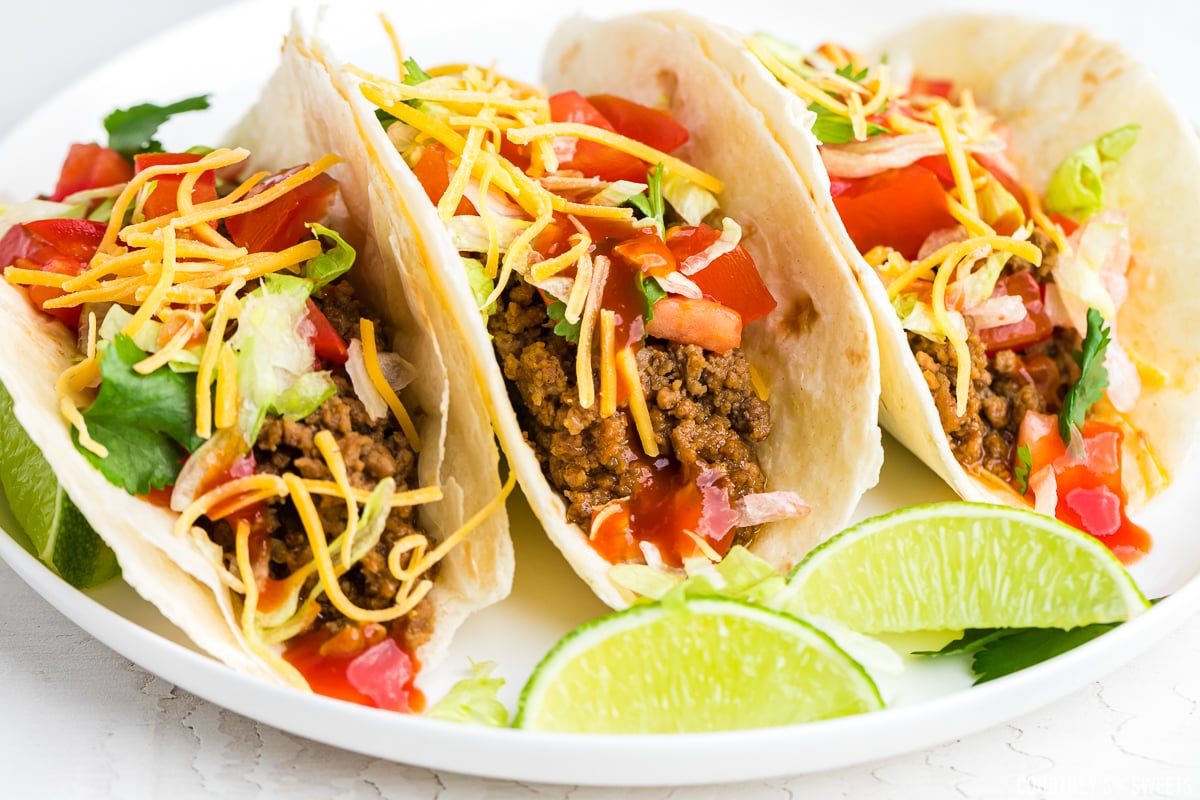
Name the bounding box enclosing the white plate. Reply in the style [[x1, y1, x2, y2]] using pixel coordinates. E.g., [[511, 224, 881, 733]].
[[1, 0, 1197, 787]]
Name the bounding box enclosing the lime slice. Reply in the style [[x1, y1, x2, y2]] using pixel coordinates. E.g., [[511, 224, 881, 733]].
[[515, 596, 882, 733], [0, 382, 118, 588], [786, 502, 1148, 633]]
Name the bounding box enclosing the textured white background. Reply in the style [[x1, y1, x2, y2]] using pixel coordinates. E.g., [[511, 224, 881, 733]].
[[0, 1, 1198, 798]]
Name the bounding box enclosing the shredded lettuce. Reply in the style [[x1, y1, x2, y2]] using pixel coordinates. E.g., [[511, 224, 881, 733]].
[[230, 275, 334, 439], [891, 294, 963, 343], [0, 200, 83, 234], [661, 168, 719, 227], [97, 305, 203, 372], [1051, 217, 1124, 325], [303, 223, 355, 292], [590, 180, 647, 207], [461, 257, 497, 320], [447, 216, 530, 255], [1044, 125, 1139, 222], [426, 661, 509, 727]]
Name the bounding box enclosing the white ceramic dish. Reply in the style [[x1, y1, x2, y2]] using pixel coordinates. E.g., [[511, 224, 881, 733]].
[[0, 0, 1197, 786]]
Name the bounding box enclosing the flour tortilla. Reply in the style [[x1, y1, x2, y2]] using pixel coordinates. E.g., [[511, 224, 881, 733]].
[[314, 13, 883, 607], [0, 18, 514, 688], [681, 12, 1200, 508]]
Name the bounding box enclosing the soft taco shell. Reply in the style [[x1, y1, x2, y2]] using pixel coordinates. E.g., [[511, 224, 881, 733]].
[[317, 13, 883, 607], [678, 12, 1200, 508], [0, 18, 513, 686]]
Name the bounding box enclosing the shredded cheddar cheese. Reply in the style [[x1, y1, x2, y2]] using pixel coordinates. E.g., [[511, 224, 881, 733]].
[[618, 347, 658, 458], [359, 317, 422, 451], [599, 310, 617, 418]]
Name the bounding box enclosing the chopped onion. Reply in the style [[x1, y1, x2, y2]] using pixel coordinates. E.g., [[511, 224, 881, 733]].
[[735, 491, 811, 527], [917, 225, 968, 260], [345, 338, 389, 421], [820, 133, 1005, 179], [346, 639, 415, 713], [656, 271, 703, 299], [170, 426, 252, 512], [1029, 466, 1058, 518], [966, 294, 1027, 330]]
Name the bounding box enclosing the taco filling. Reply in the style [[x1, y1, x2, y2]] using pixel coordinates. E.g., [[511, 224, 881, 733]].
[[747, 36, 1154, 561], [356, 58, 807, 569], [0, 101, 508, 709]]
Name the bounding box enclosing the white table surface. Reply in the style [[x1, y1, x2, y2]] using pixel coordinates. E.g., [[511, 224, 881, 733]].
[[1, 1, 1198, 797]]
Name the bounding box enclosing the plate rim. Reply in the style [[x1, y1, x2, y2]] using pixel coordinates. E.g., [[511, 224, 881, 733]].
[[1, 0, 1198, 787]]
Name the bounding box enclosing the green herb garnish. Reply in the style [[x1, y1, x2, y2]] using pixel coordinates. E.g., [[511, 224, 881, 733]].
[[546, 298, 581, 343], [104, 95, 211, 160], [1058, 308, 1111, 448], [626, 163, 665, 236], [637, 273, 667, 322], [1014, 444, 1033, 495], [919, 624, 1120, 684], [807, 102, 890, 145], [76, 335, 203, 494]]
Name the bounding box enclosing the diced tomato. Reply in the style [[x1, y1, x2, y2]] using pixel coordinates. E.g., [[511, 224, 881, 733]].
[[282, 630, 422, 712], [225, 167, 338, 253], [909, 76, 953, 99], [645, 296, 742, 353], [408, 142, 475, 215], [1016, 412, 1150, 562], [51, 143, 134, 202], [548, 91, 648, 183], [585, 94, 689, 153], [914, 155, 956, 187], [977, 272, 1053, 353], [305, 299, 348, 365], [20, 218, 107, 260], [832, 163, 958, 260], [0, 219, 107, 327], [1048, 212, 1079, 236], [612, 231, 676, 278], [134, 153, 218, 221], [665, 224, 777, 324]]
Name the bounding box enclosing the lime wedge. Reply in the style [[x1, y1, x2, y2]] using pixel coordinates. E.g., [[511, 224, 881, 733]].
[[786, 502, 1148, 633], [515, 596, 882, 733], [0, 382, 118, 588]]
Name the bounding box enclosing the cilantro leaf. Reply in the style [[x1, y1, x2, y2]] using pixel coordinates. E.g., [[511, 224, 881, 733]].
[[1014, 443, 1033, 495], [303, 223, 356, 292], [1058, 307, 1111, 447], [76, 335, 203, 495], [970, 624, 1119, 684], [104, 95, 211, 160], [807, 102, 891, 145], [627, 163, 665, 237], [637, 273, 666, 322], [835, 63, 869, 83], [546, 298, 581, 343], [917, 623, 1120, 684]]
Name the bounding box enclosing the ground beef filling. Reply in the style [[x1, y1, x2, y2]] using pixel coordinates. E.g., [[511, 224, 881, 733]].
[[909, 232, 1081, 481], [488, 278, 772, 549], [208, 280, 435, 652]]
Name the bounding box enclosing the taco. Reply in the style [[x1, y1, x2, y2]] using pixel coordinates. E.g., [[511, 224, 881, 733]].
[[0, 37, 513, 710], [291, 14, 883, 607], [651, 13, 1200, 562]]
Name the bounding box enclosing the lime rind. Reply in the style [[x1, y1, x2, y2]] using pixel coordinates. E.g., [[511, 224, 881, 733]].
[[786, 502, 1148, 634], [515, 596, 882, 734]]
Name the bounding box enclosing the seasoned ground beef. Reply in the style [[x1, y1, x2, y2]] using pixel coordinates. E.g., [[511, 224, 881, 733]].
[[911, 324, 1081, 481], [488, 278, 771, 544], [909, 231, 1081, 482], [208, 280, 435, 652]]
